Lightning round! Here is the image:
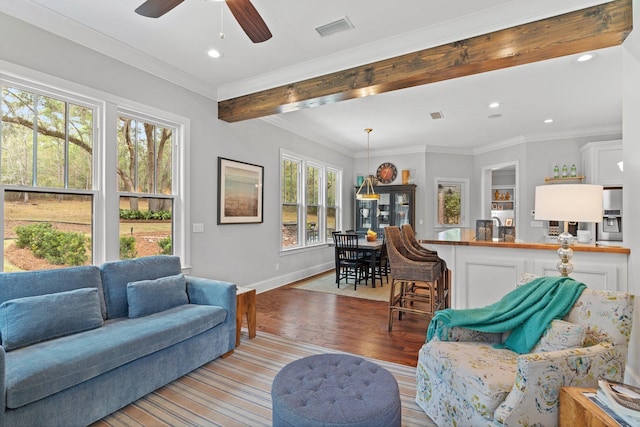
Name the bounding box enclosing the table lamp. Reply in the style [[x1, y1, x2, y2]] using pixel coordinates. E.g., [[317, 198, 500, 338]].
[[534, 184, 603, 276]]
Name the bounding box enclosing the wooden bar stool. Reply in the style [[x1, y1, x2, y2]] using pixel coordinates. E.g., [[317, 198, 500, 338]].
[[236, 287, 256, 346]]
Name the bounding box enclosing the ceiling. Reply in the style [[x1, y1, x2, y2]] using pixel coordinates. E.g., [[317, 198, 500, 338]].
[[0, 0, 624, 156]]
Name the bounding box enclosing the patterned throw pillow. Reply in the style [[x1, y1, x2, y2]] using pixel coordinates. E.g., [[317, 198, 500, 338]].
[[531, 319, 585, 353]]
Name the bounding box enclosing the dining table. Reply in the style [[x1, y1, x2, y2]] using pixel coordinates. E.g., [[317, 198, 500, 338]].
[[355, 237, 384, 288], [330, 235, 384, 287]]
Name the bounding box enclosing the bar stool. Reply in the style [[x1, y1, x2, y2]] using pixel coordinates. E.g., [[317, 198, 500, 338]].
[[384, 226, 445, 331]]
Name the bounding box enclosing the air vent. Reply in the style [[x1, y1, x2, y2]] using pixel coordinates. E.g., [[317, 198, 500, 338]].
[[430, 111, 444, 120], [316, 16, 354, 37]]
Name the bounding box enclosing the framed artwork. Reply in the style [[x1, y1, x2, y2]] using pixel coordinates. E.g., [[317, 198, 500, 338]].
[[217, 157, 264, 224], [505, 218, 513, 227]]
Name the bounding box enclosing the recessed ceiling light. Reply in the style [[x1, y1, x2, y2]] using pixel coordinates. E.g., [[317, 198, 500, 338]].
[[577, 53, 596, 62], [544, 118, 554, 124], [207, 48, 223, 58], [489, 102, 500, 109]]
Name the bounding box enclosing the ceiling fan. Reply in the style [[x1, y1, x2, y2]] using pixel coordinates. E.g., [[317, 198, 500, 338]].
[[135, 0, 272, 43]]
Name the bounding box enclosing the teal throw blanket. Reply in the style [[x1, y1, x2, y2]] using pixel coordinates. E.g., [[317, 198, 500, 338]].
[[426, 276, 586, 354]]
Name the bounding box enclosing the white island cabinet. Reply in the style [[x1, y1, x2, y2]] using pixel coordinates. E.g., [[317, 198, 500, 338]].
[[422, 228, 629, 310]]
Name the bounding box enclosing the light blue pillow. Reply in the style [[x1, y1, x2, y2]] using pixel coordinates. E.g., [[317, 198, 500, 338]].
[[0, 288, 104, 351], [127, 274, 188, 318]]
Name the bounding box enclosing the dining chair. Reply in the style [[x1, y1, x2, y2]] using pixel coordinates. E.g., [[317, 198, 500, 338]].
[[384, 226, 445, 331], [334, 233, 369, 289], [370, 234, 389, 287], [332, 231, 342, 284]]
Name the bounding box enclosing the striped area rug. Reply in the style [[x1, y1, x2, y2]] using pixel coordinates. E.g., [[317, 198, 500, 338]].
[[94, 332, 435, 427]]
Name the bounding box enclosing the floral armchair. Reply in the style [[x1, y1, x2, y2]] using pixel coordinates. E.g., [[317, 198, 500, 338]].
[[416, 287, 634, 426]]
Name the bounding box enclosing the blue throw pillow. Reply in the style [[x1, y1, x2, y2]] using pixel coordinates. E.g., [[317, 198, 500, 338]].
[[127, 274, 188, 318], [0, 288, 104, 351]]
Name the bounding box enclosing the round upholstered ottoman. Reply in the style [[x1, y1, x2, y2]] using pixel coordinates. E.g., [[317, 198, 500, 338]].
[[271, 353, 401, 427]]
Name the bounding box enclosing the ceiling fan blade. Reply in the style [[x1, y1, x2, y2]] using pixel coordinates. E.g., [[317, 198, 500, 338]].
[[225, 0, 272, 43], [135, 0, 184, 18]]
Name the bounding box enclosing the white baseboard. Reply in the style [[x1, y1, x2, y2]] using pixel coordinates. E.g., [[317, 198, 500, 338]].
[[248, 262, 334, 294]]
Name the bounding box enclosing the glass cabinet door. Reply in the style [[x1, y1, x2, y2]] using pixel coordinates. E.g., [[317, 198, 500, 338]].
[[376, 193, 391, 233], [355, 199, 376, 232], [393, 191, 411, 227]]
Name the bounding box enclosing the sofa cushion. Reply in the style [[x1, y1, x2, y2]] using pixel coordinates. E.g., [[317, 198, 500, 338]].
[[0, 265, 106, 319], [0, 288, 103, 351], [100, 255, 182, 319], [531, 319, 585, 353], [5, 303, 227, 409], [419, 341, 518, 419], [127, 274, 188, 318]]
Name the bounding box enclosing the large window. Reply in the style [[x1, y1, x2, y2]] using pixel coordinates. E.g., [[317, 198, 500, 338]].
[[1, 84, 95, 270], [0, 76, 186, 271], [280, 150, 341, 250], [117, 115, 175, 260]]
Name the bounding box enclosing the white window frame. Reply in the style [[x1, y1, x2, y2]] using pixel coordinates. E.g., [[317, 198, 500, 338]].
[[0, 69, 189, 269], [116, 108, 184, 261], [280, 149, 341, 251]]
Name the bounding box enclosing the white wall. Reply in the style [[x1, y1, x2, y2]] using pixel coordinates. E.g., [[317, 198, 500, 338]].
[[622, 0, 640, 386]]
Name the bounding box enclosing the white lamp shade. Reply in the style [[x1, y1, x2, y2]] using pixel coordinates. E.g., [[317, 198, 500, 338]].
[[534, 184, 603, 223]]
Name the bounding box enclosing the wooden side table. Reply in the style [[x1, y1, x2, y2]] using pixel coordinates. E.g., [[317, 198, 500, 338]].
[[236, 287, 256, 347], [559, 387, 618, 427]]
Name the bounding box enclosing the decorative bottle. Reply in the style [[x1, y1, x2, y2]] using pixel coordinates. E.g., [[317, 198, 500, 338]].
[[570, 164, 577, 177], [553, 165, 559, 178], [562, 164, 568, 177]]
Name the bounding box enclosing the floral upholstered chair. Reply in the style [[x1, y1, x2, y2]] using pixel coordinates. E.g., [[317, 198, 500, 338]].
[[416, 285, 634, 426]]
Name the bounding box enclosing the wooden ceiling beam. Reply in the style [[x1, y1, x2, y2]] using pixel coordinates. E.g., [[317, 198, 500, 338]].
[[218, 0, 632, 123]]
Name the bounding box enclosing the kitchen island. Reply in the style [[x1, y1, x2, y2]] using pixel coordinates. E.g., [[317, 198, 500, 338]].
[[420, 228, 629, 309]]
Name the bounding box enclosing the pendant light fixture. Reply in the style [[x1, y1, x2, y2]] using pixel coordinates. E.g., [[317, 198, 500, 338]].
[[356, 128, 380, 200]]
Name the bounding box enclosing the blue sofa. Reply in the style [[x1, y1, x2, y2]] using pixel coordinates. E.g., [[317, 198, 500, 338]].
[[0, 255, 236, 427]]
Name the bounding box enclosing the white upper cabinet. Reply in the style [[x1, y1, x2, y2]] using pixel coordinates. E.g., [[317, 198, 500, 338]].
[[581, 140, 623, 187]]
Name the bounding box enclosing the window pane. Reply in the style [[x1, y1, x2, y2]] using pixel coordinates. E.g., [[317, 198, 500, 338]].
[[326, 170, 338, 239], [1, 87, 93, 190], [438, 183, 462, 225], [4, 191, 92, 271], [119, 196, 173, 259], [36, 95, 65, 188], [306, 206, 319, 243], [282, 204, 298, 247], [117, 117, 173, 194], [68, 104, 93, 189], [306, 165, 320, 205], [1, 88, 34, 186], [281, 159, 298, 203], [326, 207, 337, 239]]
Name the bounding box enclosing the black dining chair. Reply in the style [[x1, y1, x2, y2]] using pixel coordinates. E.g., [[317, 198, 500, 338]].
[[334, 233, 369, 289], [370, 234, 389, 287]]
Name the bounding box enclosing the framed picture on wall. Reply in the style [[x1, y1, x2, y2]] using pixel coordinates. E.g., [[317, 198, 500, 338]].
[[217, 157, 264, 224], [505, 218, 513, 226]]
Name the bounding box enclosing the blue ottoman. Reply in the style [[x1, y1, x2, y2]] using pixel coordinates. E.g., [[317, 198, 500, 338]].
[[271, 353, 401, 427]]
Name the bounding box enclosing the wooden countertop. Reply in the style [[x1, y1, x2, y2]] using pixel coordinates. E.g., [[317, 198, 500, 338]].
[[421, 228, 630, 254]]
